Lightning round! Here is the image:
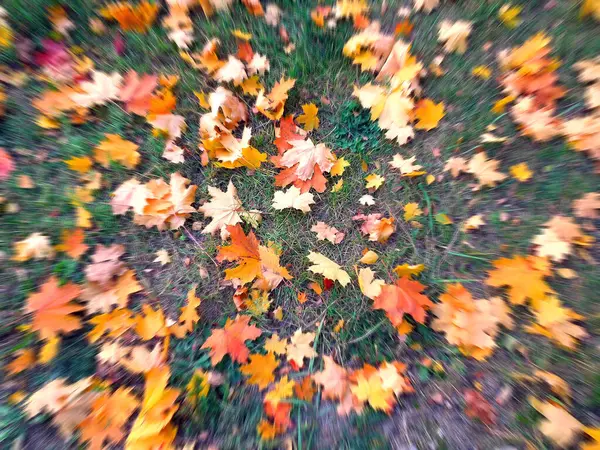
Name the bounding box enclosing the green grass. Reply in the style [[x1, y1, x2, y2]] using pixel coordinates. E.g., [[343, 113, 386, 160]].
[[0, 0, 599, 449]]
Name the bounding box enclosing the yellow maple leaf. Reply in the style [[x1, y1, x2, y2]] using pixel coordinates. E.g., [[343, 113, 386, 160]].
[[471, 65, 491, 79], [296, 103, 320, 131], [264, 334, 287, 355], [239, 75, 263, 96], [414, 99, 445, 130], [509, 162, 532, 182], [403, 203, 422, 221], [264, 375, 295, 405], [330, 156, 350, 176], [307, 251, 351, 287], [94, 134, 140, 169], [65, 156, 93, 173], [365, 173, 385, 190], [39, 336, 61, 364], [240, 353, 279, 389], [76, 207, 92, 228], [499, 3, 522, 28]]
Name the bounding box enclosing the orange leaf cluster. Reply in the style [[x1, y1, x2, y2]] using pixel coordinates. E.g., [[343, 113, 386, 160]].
[[100, 1, 158, 33], [216, 224, 292, 290], [255, 76, 295, 120], [352, 213, 396, 243], [312, 356, 413, 416], [199, 87, 266, 169], [111, 172, 197, 230], [81, 244, 142, 314], [126, 366, 180, 449], [431, 283, 514, 360]]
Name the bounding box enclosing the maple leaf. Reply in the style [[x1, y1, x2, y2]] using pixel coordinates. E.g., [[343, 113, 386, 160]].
[[509, 162, 532, 181], [467, 152, 507, 188], [0, 147, 15, 180], [136, 304, 168, 340], [55, 228, 88, 260], [353, 213, 396, 242], [373, 277, 433, 326], [530, 397, 583, 447], [573, 192, 600, 219], [330, 156, 350, 176], [173, 287, 201, 336], [443, 156, 468, 177], [414, 99, 445, 130], [526, 296, 588, 349], [120, 343, 167, 374], [198, 181, 249, 239], [264, 334, 287, 355], [25, 277, 83, 340], [365, 173, 385, 190], [532, 228, 571, 262], [393, 263, 425, 278], [413, 0, 439, 13], [126, 366, 179, 449], [403, 202, 422, 221], [498, 4, 522, 28], [25, 377, 92, 418], [78, 387, 139, 450], [438, 20, 472, 54], [71, 71, 122, 108], [84, 244, 126, 286], [201, 314, 262, 365], [272, 186, 315, 212], [286, 329, 317, 368], [295, 376, 316, 401], [389, 154, 425, 176], [215, 55, 247, 84], [240, 353, 279, 389], [313, 355, 349, 400], [87, 308, 136, 343], [486, 255, 554, 307], [307, 251, 351, 287], [118, 70, 157, 115], [462, 214, 485, 232], [94, 134, 140, 169], [12, 232, 54, 262], [336, 0, 369, 18], [296, 103, 320, 131], [6, 349, 36, 376], [464, 389, 496, 425], [350, 366, 395, 413], [359, 194, 375, 206], [100, 1, 158, 32], [357, 267, 385, 299], [311, 221, 345, 244], [279, 138, 334, 181], [153, 249, 171, 266], [65, 156, 93, 173], [216, 225, 262, 284], [39, 336, 61, 364], [265, 375, 295, 405]]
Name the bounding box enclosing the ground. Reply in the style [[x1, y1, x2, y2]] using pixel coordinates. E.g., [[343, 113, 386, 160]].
[[0, 0, 599, 449]]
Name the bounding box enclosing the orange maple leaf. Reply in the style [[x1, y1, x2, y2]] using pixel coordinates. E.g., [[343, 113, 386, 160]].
[[373, 277, 433, 326], [25, 277, 83, 340], [217, 225, 262, 284], [118, 70, 157, 115], [201, 315, 262, 365], [101, 1, 158, 33], [55, 228, 89, 260]]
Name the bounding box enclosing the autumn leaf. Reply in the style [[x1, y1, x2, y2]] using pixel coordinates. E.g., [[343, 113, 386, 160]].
[[70, 71, 122, 108], [443, 156, 468, 177], [389, 154, 425, 176], [240, 353, 279, 389], [100, 0, 158, 32], [573, 192, 600, 219], [55, 228, 88, 259], [499, 3, 522, 28], [464, 389, 496, 425], [311, 221, 345, 244], [25, 276, 83, 340], [373, 277, 433, 326], [294, 376, 315, 401], [462, 214, 485, 231], [509, 162, 532, 181], [126, 366, 179, 450], [414, 99, 445, 130], [135, 304, 168, 340], [365, 173, 385, 190], [118, 70, 157, 115], [201, 314, 262, 365], [403, 202, 422, 221], [353, 213, 396, 242], [279, 138, 334, 181], [65, 156, 93, 173], [198, 181, 249, 239], [413, 0, 439, 13], [264, 334, 287, 355], [12, 233, 54, 262], [286, 329, 317, 368], [6, 349, 36, 375], [357, 267, 385, 299], [359, 250, 378, 264], [350, 366, 395, 413], [272, 186, 315, 212], [307, 251, 351, 287], [467, 152, 507, 188], [438, 20, 472, 54], [25, 377, 92, 418], [264, 375, 295, 405], [393, 263, 425, 278], [313, 355, 348, 400], [39, 336, 61, 364], [94, 134, 140, 169], [171, 287, 201, 338], [530, 397, 583, 447], [296, 103, 320, 131]]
